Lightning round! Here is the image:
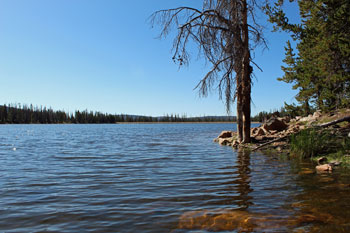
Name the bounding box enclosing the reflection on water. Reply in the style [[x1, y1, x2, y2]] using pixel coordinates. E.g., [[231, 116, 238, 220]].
[[0, 124, 350, 232], [175, 150, 350, 232], [236, 149, 253, 210]]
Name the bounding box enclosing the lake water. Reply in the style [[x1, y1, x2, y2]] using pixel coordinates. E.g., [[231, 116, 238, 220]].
[[1, 123, 350, 232]]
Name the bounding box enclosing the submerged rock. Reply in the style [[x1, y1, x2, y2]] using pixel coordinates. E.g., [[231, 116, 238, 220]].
[[176, 208, 333, 232], [177, 209, 272, 232]]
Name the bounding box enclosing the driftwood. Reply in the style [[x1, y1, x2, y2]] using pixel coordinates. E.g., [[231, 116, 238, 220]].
[[317, 116, 350, 128], [252, 135, 288, 151]]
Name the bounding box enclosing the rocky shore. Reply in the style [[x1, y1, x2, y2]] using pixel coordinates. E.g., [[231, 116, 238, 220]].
[[214, 109, 350, 172]]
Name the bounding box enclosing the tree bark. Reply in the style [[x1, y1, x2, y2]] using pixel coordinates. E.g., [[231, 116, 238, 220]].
[[241, 0, 251, 143], [237, 82, 243, 143]]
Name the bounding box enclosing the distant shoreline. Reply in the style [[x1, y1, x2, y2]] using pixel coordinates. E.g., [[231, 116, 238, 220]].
[[0, 121, 262, 125], [116, 121, 261, 124]]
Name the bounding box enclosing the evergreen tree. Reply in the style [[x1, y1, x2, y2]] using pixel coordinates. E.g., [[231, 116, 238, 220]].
[[266, 0, 350, 111]]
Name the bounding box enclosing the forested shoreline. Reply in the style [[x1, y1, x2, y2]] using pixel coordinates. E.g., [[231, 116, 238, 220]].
[[0, 104, 238, 124]]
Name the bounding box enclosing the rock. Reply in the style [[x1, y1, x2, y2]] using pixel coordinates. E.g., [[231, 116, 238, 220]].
[[269, 130, 278, 135], [316, 164, 332, 172], [218, 138, 233, 146], [218, 131, 234, 139], [254, 136, 267, 141], [176, 208, 330, 232], [313, 111, 322, 118], [281, 116, 291, 123], [177, 209, 272, 232], [299, 116, 313, 122], [263, 117, 288, 132], [299, 168, 314, 175], [255, 128, 265, 136], [329, 161, 341, 166], [317, 157, 327, 165], [232, 140, 239, 148], [298, 125, 305, 130], [214, 131, 235, 143]]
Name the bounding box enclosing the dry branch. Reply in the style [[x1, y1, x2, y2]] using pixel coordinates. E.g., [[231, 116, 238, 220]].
[[252, 135, 288, 151], [317, 116, 350, 128]]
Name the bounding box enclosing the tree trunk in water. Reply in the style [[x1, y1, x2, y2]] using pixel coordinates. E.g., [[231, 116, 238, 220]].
[[241, 0, 251, 143], [236, 81, 243, 143]]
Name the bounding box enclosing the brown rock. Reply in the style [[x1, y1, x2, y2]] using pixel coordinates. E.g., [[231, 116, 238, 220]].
[[316, 164, 332, 172], [218, 138, 233, 146], [177, 210, 271, 232], [218, 131, 234, 139], [313, 111, 322, 118], [232, 140, 239, 148], [299, 125, 306, 130], [254, 136, 267, 141], [298, 168, 314, 175], [255, 128, 265, 136], [251, 127, 258, 135], [269, 130, 278, 135], [282, 116, 291, 123], [263, 117, 288, 132]]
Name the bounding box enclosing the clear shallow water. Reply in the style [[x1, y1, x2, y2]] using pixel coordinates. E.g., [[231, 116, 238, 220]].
[[1, 123, 350, 232]]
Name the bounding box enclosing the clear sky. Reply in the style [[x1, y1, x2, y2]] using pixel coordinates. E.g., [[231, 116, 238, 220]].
[[0, 0, 300, 117]]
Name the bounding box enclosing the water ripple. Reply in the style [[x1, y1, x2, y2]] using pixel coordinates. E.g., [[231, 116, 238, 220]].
[[1, 124, 350, 232]]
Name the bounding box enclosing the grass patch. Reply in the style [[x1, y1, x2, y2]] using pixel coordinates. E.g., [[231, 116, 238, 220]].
[[290, 128, 350, 160]]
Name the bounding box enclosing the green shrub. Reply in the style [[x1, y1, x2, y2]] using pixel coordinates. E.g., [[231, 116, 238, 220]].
[[290, 128, 350, 159], [290, 128, 334, 158]]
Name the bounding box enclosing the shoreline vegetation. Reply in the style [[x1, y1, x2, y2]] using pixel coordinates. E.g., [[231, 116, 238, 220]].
[[214, 109, 350, 171], [0, 103, 265, 124], [0, 103, 238, 124]]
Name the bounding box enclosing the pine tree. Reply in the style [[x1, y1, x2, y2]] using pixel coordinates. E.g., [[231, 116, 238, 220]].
[[266, 0, 350, 111]]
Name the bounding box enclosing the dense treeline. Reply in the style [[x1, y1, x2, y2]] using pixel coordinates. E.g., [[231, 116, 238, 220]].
[[0, 104, 236, 124], [266, 0, 350, 114], [251, 102, 319, 123]]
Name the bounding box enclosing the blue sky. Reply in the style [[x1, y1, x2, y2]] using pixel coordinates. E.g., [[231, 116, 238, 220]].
[[0, 0, 300, 116]]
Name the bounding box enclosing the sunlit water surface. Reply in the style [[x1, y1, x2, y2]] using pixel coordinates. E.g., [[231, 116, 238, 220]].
[[1, 124, 350, 232]]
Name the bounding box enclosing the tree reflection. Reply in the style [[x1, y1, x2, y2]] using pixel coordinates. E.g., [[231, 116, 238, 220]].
[[235, 148, 253, 209]]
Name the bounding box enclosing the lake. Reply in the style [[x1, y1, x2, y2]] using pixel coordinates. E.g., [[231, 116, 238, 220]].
[[1, 123, 350, 232]]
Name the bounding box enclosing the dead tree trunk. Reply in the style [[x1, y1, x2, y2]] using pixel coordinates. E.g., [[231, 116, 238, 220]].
[[237, 78, 243, 143], [151, 0, 266, 143], [241, 0, 251, 143]]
